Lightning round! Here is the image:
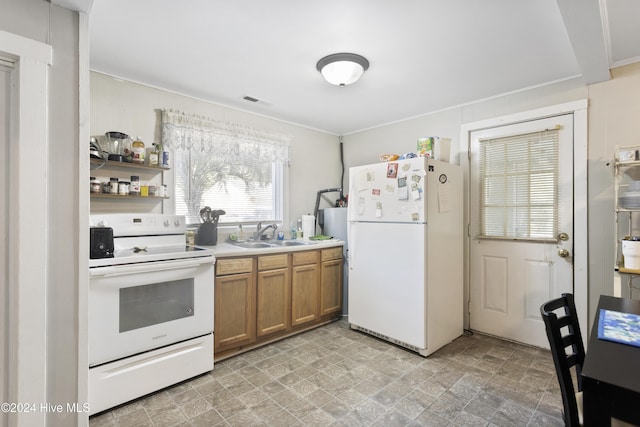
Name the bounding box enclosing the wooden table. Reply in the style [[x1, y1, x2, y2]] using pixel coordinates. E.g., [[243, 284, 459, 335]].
[[582, 295, 640, 426]]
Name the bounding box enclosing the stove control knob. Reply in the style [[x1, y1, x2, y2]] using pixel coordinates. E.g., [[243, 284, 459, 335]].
[[164, 219, 170, 227], [174, 219, 181, 227]]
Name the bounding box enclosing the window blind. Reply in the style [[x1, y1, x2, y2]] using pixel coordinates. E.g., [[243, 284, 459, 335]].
[[478, 128, 560, 240]]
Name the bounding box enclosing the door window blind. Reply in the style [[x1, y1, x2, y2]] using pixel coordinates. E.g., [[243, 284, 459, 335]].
[[478, 128, 560, 240]]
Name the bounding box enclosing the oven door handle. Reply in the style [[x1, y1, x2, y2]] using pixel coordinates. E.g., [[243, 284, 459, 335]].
[[89, 258, 214, 278]]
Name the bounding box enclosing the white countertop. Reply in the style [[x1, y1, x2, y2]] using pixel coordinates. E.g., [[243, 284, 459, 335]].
[[200, 239, 344, 257]]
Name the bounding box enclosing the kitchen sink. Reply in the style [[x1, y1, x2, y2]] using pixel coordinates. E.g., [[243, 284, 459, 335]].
[[230, 241, 274, 249], [229, 239, 317, 249], [268, 240, 313, 246]]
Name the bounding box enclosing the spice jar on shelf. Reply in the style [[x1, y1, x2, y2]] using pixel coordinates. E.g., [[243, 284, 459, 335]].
[[90, 177, 101, 194], [109, 177, 119, 194], [130, 176, 140, 196], [118, 181, 130, 196]]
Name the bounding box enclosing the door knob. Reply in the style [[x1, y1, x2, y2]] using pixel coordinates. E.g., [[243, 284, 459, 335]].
[[558, 232, 569, 241], [558, 249, 570, 258]]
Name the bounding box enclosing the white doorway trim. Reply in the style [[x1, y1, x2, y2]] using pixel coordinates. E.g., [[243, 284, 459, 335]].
[[459, 100, 589, 345], [0, 29, 51, 426]]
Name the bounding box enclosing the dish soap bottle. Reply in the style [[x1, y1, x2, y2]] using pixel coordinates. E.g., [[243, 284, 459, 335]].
[[296, 218, 303, 239], [237, 224, 245, 242], [132, 136, 145, 164]]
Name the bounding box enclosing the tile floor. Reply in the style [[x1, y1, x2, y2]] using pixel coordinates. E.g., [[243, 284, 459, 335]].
[[89, 320, 564, 426]]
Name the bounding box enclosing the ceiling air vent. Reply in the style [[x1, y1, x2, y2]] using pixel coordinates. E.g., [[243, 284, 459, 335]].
[[242, 95, 260, 103]]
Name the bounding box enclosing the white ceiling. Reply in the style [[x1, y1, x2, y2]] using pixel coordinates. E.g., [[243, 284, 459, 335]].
[[79, 0, 640, 135]]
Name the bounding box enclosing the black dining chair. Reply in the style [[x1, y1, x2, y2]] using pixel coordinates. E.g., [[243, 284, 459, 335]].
[[540, 293, 633, 427], [540, 293, 585, 426]]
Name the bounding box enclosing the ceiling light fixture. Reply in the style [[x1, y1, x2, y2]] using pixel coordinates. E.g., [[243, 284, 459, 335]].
[[316, 53, 369, 87]]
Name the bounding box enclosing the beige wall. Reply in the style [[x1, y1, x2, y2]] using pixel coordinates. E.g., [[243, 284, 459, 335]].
[[343, 77, 587, 170], [90, 72, 342, 227], [1, 0, 82, 425]]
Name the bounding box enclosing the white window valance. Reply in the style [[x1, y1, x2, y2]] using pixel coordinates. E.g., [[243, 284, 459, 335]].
[[160, 109, 290, 163]]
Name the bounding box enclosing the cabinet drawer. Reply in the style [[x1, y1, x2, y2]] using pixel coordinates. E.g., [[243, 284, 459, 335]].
[[292, 250, 319, 266], [258, 254, 289, 271], [321, 247, 343, 262], [216, 257, 254, 275]]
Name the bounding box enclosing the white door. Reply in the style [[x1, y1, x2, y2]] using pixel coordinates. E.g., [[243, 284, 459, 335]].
[[469, 114, 574, 348], [0, 58, 11, 424]]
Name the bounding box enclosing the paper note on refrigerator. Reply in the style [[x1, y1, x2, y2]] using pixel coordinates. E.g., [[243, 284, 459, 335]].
[[356, 170, 370, 191], [438, 183, 451, 212], [358, 197, 366, 215], [397, 176, 408, 200]]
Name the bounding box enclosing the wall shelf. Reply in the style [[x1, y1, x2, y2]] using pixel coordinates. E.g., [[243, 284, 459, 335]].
[[90, 158, 170, 172], [90, 193, 169, 200], [90, 156, 170, 207]]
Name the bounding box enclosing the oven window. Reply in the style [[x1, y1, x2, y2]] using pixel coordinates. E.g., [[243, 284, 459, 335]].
[[119, 279, 195, 333]]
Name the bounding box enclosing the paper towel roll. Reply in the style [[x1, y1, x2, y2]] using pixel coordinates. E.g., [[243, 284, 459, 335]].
[[302, 214, 315, 240]]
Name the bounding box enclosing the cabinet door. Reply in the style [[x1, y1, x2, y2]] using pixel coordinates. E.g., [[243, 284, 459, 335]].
[[257, 268, 290, 337], [320, 258, 343, 316], [214, 272, 256, 352], [291, 263, 320, 326]]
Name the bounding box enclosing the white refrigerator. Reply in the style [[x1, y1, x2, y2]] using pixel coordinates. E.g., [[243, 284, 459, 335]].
[[347, 157, 463, 356]]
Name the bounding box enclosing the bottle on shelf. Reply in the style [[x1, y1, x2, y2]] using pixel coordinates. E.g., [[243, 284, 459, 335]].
[[161, 149, 169, 168], [148, 143, 159, 166], [132, 137, 145, 164]]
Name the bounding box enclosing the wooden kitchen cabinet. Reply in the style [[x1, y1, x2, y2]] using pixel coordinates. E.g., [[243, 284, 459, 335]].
[[214, 244, 343, 360], [214, 257, 256, 353], [320, 247, 343, 317], [256, 254, 290, 337], [291, 251, 320, 327]]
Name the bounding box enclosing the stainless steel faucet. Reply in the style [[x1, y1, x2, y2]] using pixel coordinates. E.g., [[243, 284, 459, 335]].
[[253, 222, 278, 241]]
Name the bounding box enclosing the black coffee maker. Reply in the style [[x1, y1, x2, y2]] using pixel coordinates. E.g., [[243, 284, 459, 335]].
[[196, 207, 225, 246]]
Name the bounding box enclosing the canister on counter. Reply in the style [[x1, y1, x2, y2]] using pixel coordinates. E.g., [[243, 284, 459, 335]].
[[185, 230, 196, 246]]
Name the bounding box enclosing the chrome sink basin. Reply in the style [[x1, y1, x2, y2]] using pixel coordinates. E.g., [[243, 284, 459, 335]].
[[230, 241, 274, 249], [229, 239, 318, 249], [268, 240, 313, 246]]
